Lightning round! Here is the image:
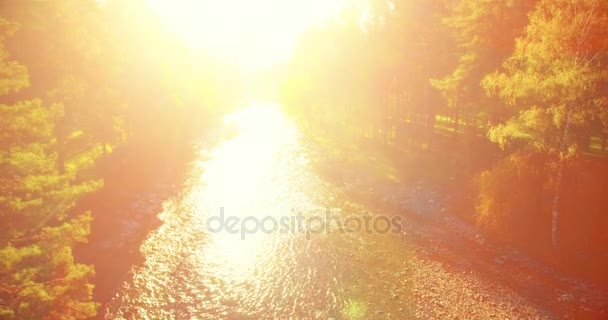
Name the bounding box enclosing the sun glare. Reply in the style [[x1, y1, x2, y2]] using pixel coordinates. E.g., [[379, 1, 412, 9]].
[[147, 0, 345, 71]]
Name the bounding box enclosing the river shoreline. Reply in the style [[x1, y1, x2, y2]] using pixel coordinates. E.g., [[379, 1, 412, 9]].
[[73, 126, 229, 318], [305, 135, 608, 318], [74, 150, 191, 309], [78, 105, 608, 319]]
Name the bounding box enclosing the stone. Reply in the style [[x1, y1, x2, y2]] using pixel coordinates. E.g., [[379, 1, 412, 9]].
[[558, 293, 574, 302]]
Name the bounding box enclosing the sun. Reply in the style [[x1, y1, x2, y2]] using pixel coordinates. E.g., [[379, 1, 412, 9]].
[[147, 0, 346, 71]]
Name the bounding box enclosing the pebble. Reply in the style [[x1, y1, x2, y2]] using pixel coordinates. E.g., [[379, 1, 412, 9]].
[[558, 293, 574, 302]]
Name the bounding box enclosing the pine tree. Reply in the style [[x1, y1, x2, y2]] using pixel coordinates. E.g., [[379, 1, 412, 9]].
[[1, 0, 127, 170], [432, 0, 538, 135], [0, 18, 99, 320]]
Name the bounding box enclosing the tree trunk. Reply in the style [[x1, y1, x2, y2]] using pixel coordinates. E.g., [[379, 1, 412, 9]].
[[453, 107, 460, 138], [427, 110, 436, 150], [55, 124, 66, 174], [550, 158, 565, 250], [453, 90, 461, 139], [551, 106, 573, 250], [57, 151, 65, 174]]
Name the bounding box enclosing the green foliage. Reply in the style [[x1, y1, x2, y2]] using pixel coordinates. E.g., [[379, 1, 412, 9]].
[[483, 0, 608, 154], [431, 0, 537, 126], [0, 1, 241, 317], [283, 0, 608, 256], [478, 0, 608, 250], [0, 16, 98, 320], [476, 151, 550, 241], [0, 19, 28, 95], [282, 0, 453, 145]]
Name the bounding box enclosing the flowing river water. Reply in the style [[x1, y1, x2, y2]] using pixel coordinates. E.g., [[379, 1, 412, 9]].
[[104, 103, 416, 319]]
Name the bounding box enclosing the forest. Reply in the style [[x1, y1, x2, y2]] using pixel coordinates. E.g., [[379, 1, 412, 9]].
[[0, 1, 242, 318], [282, 0, 608, 274], [1, 0, 608, 319]]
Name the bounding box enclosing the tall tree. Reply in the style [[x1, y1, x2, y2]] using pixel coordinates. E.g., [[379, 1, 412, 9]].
[[482, 0, 608, 249], [432, 0, 537, 135], [0, 18, 99, 319], [1, 0, 126, 171]]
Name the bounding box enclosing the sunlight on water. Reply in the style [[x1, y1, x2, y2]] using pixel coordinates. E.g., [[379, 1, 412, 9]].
[[104, 103, 416, 319], [197, 103, 293, 270], [204, 104, 291, 208]]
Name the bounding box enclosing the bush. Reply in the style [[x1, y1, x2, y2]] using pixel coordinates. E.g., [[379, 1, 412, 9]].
[[475, 151, 552, 252]]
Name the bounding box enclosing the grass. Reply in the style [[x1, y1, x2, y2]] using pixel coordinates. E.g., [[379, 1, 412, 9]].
[[587, 136, 608, 156], [305, 128, 404, 184]]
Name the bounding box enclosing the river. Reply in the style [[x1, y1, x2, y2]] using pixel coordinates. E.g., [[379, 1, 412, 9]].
[[103, 103, 415, 319]]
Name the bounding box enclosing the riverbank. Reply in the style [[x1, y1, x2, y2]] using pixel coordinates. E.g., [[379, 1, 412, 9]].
[[303, 131, 608, 318], [73, 124, 229, 317], [73, 147, 192, 305]]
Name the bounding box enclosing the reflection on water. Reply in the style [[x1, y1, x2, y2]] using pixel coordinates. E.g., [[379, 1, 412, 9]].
[[104, 103, 414, 319]]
